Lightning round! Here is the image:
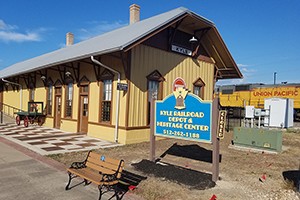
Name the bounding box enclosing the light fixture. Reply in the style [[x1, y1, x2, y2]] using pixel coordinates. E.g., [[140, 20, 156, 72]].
[[65, 70, 71, 77], [41, 75, 46, 81], [189, 36, 198, 43], [5, 83, 9, 86], [189, 23, 198, 44]]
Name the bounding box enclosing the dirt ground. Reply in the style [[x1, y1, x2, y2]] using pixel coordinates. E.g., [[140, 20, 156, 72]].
[[48, 127, 300, 200]]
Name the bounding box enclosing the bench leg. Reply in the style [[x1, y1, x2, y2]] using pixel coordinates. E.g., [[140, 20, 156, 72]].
[[101, 185, 121, 200], [84, 179, 91, 186], [98, 185, 103, 200], [113, 185, 121, 200], [65, 172, 73, 190]]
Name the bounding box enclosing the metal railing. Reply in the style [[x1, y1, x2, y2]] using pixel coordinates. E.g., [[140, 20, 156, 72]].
[[0, 102, 25, 118]]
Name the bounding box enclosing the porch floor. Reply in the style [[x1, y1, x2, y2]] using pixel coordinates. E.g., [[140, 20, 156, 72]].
[[0, 115, 122, 155]]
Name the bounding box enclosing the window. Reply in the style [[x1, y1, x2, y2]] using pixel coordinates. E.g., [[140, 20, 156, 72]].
[[147, 70, 164, 124], [47, 85, 53, 115], [148, 81, 159, 101], [29, 87, 34, 102], [65, 83, 73, 117], [81, 85, 89, 93], [56, 87, 62, 94], [28, 86, 35, 112], [46, 78, 54, 116], [99, 69, 114, 123], [102, 80, 112, 122], [194, 86, 202, 97], [193, 78, 205, 100]]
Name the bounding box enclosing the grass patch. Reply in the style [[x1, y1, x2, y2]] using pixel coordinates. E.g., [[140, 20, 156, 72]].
[[44, 129, 300, 200], [285, 128, 300, 134], [282, 179, 297, 191]]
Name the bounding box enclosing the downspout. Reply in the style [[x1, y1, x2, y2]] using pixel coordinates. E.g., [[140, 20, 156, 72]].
[[91, 56, 120, 142], [2, 78, 22, 111]]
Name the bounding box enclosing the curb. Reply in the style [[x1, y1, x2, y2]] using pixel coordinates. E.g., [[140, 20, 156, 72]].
[[0, 136, 145, 200], [0, 136, 67, 172]]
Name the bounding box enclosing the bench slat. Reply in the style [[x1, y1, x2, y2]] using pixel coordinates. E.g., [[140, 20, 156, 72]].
[[89, 152, 121, 166], [67, 168, 102, 184], [67, 168, 118, 186], [87, 156, 119, 171], [86, 162, 116, 175], [66, 151, 124, 191]]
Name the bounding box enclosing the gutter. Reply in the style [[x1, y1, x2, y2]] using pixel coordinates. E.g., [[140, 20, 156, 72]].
[[1, 78, 22, 111], [91, 56, 121, 142]]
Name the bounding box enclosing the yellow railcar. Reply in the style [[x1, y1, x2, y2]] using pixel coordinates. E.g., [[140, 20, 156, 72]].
[[216, 83, 300, 120]]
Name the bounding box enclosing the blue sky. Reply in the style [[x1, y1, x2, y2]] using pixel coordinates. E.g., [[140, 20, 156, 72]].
[[1, 0, 299, 85]]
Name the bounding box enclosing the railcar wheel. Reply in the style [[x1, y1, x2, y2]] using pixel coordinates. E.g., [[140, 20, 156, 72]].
[[16, 116, 20, 125], [37, 116, 43, 126], [24, 116, 29, 127]]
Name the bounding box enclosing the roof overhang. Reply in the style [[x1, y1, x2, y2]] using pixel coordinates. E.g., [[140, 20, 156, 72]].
[[0, 7, 242, 80], [123, 10, 242, 80]]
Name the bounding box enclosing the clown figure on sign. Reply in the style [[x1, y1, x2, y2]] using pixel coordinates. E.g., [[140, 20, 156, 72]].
[[173, 77, 189, 110], [174, 87, 189, 110]]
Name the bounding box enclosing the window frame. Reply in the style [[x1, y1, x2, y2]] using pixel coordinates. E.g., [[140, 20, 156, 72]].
[[147, 70, 165, 125], [64, 76, 74, 118], [99, 69, 114, 123], [193, 78, 205, 100], [46, 78, 54, 116], [29, 86, 35, 102]]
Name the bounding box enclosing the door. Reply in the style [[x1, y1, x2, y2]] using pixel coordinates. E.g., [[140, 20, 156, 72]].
[[55, 96, 61, 128], [79, 95, 88, 133]]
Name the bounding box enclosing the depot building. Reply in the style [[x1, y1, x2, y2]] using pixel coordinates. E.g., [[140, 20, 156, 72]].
[[0, 5, 242, 144]]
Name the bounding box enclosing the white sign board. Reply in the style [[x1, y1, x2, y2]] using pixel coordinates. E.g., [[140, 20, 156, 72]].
[[171, 45, 192, 56]]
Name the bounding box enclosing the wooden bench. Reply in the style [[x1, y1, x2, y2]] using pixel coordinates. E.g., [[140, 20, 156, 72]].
[[65, 151, 124, 200]]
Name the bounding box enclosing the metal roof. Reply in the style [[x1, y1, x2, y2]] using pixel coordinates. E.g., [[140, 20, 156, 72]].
[[0, 7, 241, 79]]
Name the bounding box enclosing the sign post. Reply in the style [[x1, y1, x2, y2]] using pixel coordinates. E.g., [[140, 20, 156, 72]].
[[149, 77, 220, 182], [212, 94, 220, 182], [150, 95, 156, 162]]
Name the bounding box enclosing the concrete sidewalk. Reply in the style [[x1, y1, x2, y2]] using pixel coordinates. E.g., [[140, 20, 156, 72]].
[[0, 137, 141, 200]]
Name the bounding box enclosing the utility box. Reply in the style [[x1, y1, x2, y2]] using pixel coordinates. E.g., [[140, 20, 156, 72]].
[[245, 106, 255, 118], [254, 108, 261, 117], [264, 97, 294, 128], [233, 127, 282, 152]]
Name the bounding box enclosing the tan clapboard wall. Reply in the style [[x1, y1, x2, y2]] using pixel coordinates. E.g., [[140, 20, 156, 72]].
[[128, 44, 214, 127]]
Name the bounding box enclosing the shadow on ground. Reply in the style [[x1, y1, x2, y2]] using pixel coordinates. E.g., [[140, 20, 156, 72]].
[[132, 159, 216, 190], [158, 143, 222, 163], [119, 170, 147, 187], [282, 170, 300, 190]]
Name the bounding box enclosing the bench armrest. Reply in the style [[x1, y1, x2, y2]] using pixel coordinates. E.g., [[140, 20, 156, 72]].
[[101, 173, 117, 182], [70, 161, 86, 169]]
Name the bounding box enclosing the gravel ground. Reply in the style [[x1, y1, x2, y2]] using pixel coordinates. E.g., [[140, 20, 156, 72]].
[[49, 125, 300, 200]]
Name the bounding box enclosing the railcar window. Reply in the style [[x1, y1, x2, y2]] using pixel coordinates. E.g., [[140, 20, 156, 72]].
[[222, 89, 233, 94], [235, 85, 249, 91]]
